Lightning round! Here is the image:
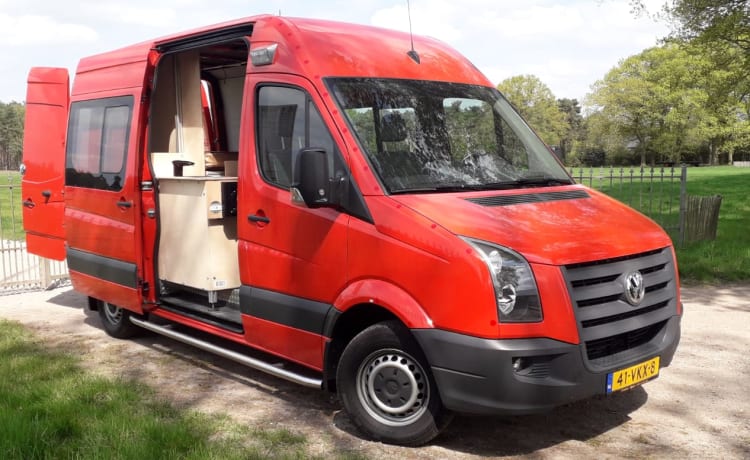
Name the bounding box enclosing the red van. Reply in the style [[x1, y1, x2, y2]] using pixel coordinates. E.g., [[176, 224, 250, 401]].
[[21, 15, 681, 445]]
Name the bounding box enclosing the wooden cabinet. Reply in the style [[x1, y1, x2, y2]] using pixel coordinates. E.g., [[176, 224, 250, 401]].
[[157, 177, 240, 291]]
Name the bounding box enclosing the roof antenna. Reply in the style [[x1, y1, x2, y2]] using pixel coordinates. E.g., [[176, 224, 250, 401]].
[[406, 0, 420, 64]]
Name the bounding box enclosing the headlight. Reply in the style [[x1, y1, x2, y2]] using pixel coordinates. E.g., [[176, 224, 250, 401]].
[[462, 237, 542, 323]]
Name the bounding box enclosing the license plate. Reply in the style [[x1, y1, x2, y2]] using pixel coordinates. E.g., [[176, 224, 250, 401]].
[[606, 357, 660, 393]]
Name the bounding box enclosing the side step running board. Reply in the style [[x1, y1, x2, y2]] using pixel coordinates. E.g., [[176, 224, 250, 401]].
[[129, 317, 322, 389]]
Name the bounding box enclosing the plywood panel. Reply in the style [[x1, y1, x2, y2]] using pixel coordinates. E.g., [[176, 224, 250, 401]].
[[157, 177, 239, 290], [176, 51, 205, 176]]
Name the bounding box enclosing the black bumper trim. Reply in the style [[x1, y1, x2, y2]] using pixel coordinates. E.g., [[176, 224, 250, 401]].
[[412, 315, 681, 415], [66, 247, 137, 289], [239, 285, 332, 336]]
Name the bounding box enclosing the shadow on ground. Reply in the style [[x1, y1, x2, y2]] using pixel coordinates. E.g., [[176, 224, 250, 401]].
[[41, 288, 650, 457]]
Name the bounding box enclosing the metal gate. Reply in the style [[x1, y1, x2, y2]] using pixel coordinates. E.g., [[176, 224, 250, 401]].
[[1, 174, 68, 294], [569, 165, 688, 245]]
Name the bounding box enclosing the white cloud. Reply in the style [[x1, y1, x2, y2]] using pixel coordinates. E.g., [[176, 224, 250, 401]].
[[0, 1, 672, 102], [370, 2, 463, 42], [415, 0, 669, 99], [0, 14, 98, 45], [90, 5, 178, 28], [474, 5, 585, 40]]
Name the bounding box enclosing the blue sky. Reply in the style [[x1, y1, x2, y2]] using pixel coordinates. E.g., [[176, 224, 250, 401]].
[[0, 0, 669, 103]]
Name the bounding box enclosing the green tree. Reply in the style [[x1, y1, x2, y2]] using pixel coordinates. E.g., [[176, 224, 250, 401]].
[[633, 1, 750, 52], [631, 1, 750, 163], [586, 43, 711, 165], [557, 98, 584, 162], [443, 100, 496, 159], [580, 110, 632, 166], [0, 102, 26, 170], [692, 41, 750, 164], [496, 75, 566, 147]]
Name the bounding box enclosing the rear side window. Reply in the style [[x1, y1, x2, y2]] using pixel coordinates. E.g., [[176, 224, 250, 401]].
[[66, 96, 133, 190]]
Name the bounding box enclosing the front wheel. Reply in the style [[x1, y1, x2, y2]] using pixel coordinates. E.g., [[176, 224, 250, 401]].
[[337, 321, 452, 446], [97, 300, 140, 339]]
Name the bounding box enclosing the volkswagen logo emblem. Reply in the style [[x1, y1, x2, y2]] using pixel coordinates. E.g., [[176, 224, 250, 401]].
[[624, 271, 645, 306]]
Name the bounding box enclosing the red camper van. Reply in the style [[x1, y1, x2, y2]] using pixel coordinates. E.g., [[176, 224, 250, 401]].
[[21, 15, 681, 445]]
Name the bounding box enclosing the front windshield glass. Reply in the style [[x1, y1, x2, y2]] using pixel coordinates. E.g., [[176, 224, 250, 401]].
[[329, 78, 572, 193]]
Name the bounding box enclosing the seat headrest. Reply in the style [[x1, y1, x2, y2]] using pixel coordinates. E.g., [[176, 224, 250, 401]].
[[380, 112, 407, 142]]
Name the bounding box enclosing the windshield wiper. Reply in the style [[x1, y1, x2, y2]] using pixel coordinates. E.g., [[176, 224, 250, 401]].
[[390, 177, 572, 194], [390, 184, 477, 194], [483, 177, 573, 189]]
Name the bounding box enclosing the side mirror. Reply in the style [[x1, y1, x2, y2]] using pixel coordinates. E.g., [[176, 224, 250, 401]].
[[292, 148, 332, 208]]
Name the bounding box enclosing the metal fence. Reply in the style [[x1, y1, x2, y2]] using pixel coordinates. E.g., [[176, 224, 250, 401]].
[[569, 165, 688, 246], [0, 165, 695, 293], [0, 174, 68, 294]]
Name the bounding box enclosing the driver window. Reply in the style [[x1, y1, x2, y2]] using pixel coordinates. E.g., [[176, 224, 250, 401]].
[[257, 86, 344, 188]]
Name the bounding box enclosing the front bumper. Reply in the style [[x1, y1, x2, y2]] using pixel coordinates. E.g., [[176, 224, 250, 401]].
[[412, 315, 681, 415]]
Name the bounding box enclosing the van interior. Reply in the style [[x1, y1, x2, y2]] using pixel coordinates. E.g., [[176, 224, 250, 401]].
[[148, 39, 248, 332]]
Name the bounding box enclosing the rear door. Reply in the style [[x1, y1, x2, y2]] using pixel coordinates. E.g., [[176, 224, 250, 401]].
[[21, 67, 69, 260]]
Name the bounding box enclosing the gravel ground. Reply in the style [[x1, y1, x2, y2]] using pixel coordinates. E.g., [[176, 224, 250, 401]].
[[1, 284, 748, 459]]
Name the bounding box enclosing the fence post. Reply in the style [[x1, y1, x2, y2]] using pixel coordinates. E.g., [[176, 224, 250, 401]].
[[40, 257, 52, 289], [678, 165, 687, 247]]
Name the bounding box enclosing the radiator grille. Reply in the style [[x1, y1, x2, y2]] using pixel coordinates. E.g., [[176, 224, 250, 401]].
[[563, 247, 677, 368]]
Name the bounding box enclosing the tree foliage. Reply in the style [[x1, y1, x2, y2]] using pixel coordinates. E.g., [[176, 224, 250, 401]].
[[556, 98, 584, 161], [634, 0, 750, 52], [585, 40, 750, 165], [0, 102, 25, 170], [496, 75, 567, 148]]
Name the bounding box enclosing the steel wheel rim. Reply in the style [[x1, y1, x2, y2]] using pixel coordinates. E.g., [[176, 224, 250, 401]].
[[102, 302, 123, 325], [355, 349, 429, 427]]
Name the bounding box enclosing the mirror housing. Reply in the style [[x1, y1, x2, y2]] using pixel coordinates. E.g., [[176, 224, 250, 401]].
[[292, 148, 337, 208]]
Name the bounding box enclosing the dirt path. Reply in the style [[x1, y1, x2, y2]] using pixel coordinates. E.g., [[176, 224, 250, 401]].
[[1, 285, 748, 459]]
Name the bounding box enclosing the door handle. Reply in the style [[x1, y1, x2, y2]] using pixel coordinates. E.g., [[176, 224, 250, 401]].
[[117, 200, 133, 209], [23, 199, 35, 208], [248, 214, 270, 224]]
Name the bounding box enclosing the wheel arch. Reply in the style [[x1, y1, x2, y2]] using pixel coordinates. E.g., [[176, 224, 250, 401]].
[[323, 279, 435, 391]]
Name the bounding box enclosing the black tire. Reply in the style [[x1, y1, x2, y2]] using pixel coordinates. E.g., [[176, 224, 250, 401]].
[[336, 321, 452, 446], [97, 300, 140, 339]]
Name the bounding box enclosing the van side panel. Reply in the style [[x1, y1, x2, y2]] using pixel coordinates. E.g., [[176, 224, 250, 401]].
[[64, 81, 146, 313], [67, 266, 139, 311], [65, 191, 137, 262], [72, 54, 149, 97], [241, 316, 325, 371], [21, 67, 69, 261]]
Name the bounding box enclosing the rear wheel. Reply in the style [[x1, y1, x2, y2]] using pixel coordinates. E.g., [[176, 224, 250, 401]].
[[98, 300, 140, 339], [337, 321, 452, 446]]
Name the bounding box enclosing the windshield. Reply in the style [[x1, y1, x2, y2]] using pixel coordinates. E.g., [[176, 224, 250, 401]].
[[329, 78, 572, 193]]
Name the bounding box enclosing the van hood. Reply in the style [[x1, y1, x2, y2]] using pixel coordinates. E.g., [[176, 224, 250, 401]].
[[389, 186, 672, 266]]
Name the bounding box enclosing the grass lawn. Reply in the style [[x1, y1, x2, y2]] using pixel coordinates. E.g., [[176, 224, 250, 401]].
[[573, 165, 749, 284], [0, 319, 362, 459], [673, 166, 750, 284], [0, 170, 24, 240]]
